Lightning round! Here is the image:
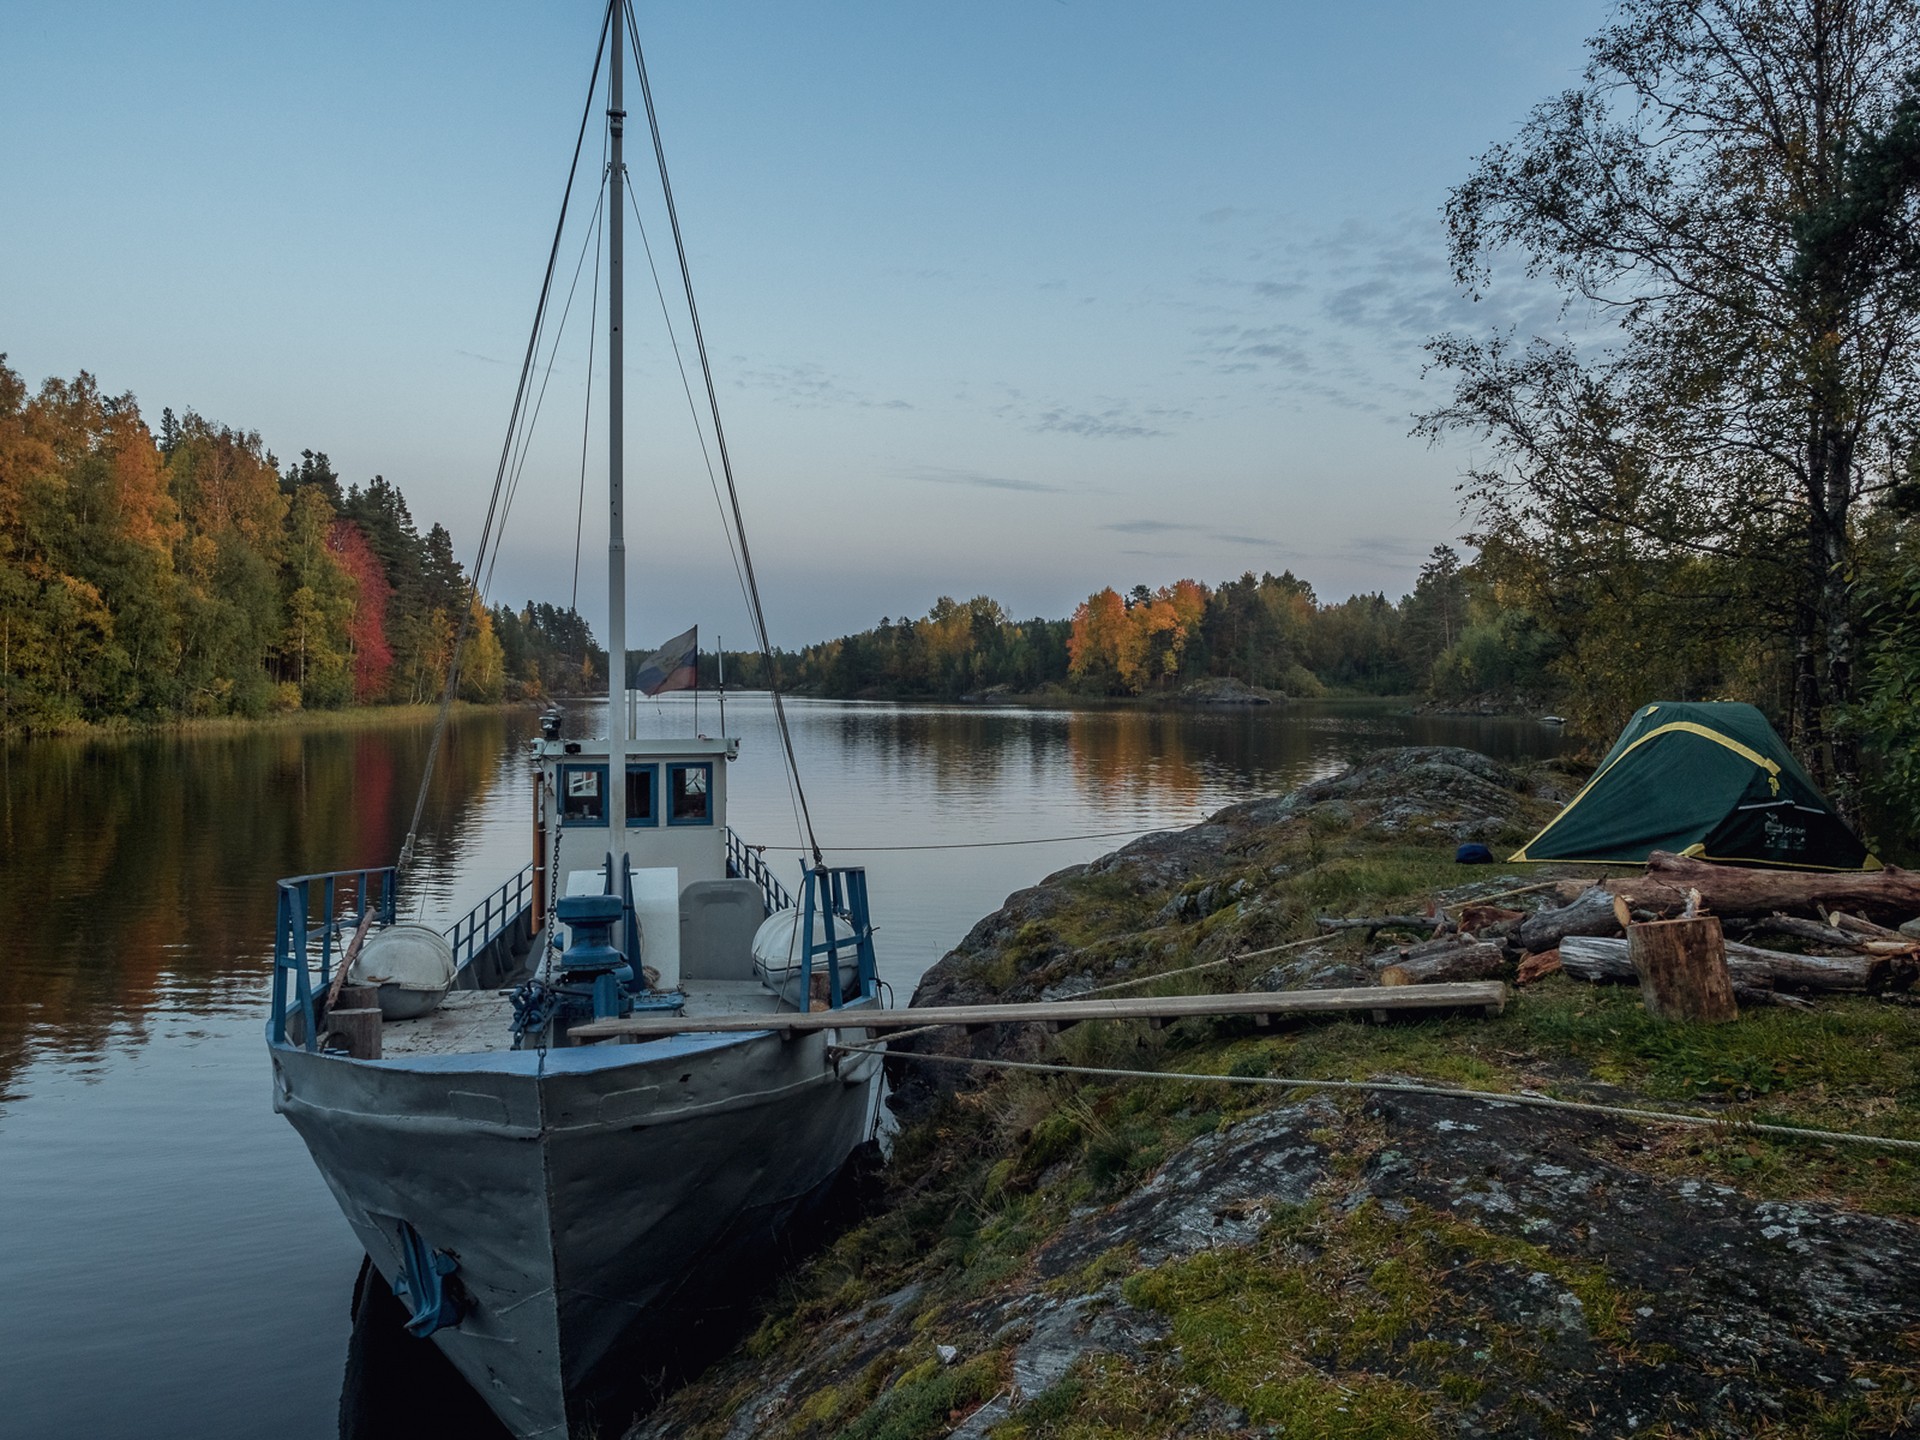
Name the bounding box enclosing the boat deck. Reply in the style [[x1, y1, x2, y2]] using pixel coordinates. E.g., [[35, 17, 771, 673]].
[[378, 980, 792, 1059]]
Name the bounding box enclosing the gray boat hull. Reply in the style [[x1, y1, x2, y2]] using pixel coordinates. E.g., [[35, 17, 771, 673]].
[[273, 1025, 880, 1438]]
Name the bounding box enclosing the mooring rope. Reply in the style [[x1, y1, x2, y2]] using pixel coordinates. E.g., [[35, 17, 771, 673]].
[[842, 1044, 1920, 1153], [753, 827, 1172, 852]]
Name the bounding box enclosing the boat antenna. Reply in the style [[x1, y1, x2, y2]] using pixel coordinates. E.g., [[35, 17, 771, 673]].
[[623, 0, 824, 866], [396, 3, 613, 879]]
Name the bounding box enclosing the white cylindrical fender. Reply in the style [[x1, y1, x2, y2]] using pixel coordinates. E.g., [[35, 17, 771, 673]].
[[751, 908, 861, 1004], [352, 923, 457, 1020]]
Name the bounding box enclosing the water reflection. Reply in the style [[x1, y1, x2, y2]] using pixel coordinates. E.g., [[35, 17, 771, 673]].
[[0, 709, 532, 1098], [0, 697, 1564, 1440]]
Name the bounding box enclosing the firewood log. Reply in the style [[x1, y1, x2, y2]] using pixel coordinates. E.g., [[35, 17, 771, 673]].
[[1559, 935, 1888, 993], [1603, 852, 1920, 923], [1378, 942, 1507, 987], [1518, 886, 1623, 953]]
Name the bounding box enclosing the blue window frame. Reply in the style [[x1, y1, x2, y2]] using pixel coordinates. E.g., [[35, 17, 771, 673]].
[[667, 762, 713, 826], [558, 764, 609, 827], [625, 763, 659, 827]]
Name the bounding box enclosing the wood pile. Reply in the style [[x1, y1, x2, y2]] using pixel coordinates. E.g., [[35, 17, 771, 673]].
[[1322, 850, 1920, 1017]]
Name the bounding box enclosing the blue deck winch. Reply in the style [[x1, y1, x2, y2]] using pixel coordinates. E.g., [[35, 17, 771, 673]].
[[555, 892, 634, 1020]]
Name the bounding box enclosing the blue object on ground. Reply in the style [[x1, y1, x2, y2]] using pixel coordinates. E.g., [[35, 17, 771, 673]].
[[1455, 843, 1495, 865]]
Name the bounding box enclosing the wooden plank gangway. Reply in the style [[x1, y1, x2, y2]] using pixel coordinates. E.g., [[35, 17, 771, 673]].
[[566, 981, 1508, 1043]]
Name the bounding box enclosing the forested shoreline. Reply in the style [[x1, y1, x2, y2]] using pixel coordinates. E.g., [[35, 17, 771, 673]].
[[0, 355, 603, 735], [705, 548, 1499, 706]]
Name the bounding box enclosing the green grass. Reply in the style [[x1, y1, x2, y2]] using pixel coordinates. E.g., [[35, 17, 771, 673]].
[[636, 787, 1920, 1439]]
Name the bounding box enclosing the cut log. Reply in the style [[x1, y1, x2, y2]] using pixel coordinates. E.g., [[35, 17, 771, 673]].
[[1558, 935, 1888, 993], [1628, 917, 1737, 1022], [326, 1006, 383, 1060], [1318, 914, 1449, 938], [1830, 910, 1904, 939], [1746, 913, 1869, 950], [1515, 949, 1562, 985], [1518, 886, 1624, 953], [1604, 852, 1920, 923], [1379, 941, 1507, 987], [1456, 904, 1525, 934], [1390, 933, 1486, 964]]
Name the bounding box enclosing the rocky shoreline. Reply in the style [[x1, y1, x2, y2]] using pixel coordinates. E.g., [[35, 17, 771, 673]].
[[628, 748, 1920, 1440]]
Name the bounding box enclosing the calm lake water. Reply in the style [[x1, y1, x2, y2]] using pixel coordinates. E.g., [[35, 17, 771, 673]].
[[0, 696, 1566, 1439]]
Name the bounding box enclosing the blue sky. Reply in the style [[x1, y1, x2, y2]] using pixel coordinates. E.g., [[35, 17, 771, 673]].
[[2, 1, 1607, 645]]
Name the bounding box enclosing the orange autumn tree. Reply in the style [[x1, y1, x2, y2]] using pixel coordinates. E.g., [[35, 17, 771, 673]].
[[1067, 587, 1133, 692], [1068, 580, 1210, 694]]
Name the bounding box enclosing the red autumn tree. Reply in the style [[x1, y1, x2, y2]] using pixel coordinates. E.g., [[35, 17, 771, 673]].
[[327, 519, 392, 702]]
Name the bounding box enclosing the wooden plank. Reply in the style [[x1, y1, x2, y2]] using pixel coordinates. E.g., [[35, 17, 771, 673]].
[[567, 981, 1509, 1042]]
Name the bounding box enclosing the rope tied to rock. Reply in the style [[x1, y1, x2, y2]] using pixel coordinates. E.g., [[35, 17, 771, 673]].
[[842, 1045, 1920, 1153]]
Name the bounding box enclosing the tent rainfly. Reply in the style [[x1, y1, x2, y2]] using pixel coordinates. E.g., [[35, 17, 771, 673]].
[[1512, 701, 1878, 871]]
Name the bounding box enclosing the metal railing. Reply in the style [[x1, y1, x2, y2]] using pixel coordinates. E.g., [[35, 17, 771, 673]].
[[269, 867, 398, 1051], [726, 826, 795, 912], [798, 864, 879, 1009], [445, 864, 536, 968]]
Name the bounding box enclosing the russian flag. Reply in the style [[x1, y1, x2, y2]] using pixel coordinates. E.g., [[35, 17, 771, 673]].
[[628, 626, 698, 696]]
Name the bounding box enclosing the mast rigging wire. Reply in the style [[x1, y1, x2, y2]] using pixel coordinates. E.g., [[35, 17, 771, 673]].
[[486, 178, 609, 598], [571, 138, 609, 612], [621, 177, 808, 852], [624, 0, 825, 865], [397, 2, 611, 877]]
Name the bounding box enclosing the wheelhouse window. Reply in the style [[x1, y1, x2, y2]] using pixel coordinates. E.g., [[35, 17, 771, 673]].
[[667, 762, 712, 825], [625, 763, 658, 827], [558, 764, 608, 826]]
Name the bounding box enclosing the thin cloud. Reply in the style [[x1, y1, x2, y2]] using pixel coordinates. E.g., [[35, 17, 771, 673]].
[[736, 361, 913, 412], [1030, 405, 1175, 441], [907, 465, 1063, 494], [1104, 519, 1206, 535]]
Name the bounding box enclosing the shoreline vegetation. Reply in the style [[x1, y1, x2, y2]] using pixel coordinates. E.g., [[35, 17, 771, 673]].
[[0, 355, 605, 741], [2, 698, 539, 743], [9, 343, 1919, 853], [627, 747, 1920, 1440]]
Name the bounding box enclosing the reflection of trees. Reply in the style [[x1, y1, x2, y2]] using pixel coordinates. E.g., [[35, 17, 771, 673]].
[[0, 710, 526, 1094]]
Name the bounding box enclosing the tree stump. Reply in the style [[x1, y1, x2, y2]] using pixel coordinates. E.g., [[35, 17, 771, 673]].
[[1627, 916, 1737, 1022]]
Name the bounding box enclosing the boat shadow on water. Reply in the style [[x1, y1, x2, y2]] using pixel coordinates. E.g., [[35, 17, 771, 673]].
[[338, 1138, 887, 1438]]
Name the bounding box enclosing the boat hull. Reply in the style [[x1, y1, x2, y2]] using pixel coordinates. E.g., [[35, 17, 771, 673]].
[[273, 1025, 880, 1438]]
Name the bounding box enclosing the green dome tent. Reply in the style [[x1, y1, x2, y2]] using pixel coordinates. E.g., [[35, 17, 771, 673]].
[[1512, 701, 1878, 871]]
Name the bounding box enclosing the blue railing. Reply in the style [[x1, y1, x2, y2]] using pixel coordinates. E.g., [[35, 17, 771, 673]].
[[726, 827, 795, 913], [445, 863, 536, 968], [270, 867, 398, 1051], [798, 865, 879, 1009]]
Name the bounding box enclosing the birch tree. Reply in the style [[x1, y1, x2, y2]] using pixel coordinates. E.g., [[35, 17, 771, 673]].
[[1422, 0, 1920, 808]]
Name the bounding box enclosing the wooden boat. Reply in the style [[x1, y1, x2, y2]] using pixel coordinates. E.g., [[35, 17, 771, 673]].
[[266, 6, 884, 1433]]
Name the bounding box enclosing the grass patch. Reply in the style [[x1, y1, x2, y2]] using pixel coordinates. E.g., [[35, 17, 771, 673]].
[[1114, 1197, 1639, 1437], [836, 1349, 1005, 1440]]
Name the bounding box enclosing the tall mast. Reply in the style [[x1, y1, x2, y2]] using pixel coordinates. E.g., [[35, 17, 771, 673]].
[[606, 0, 628, 837]]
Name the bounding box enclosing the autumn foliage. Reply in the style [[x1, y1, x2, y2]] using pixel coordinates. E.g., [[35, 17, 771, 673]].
[[328, 519, 393, 702], [1067, 580, 1209, 693], [0, 356, 599, 733]]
